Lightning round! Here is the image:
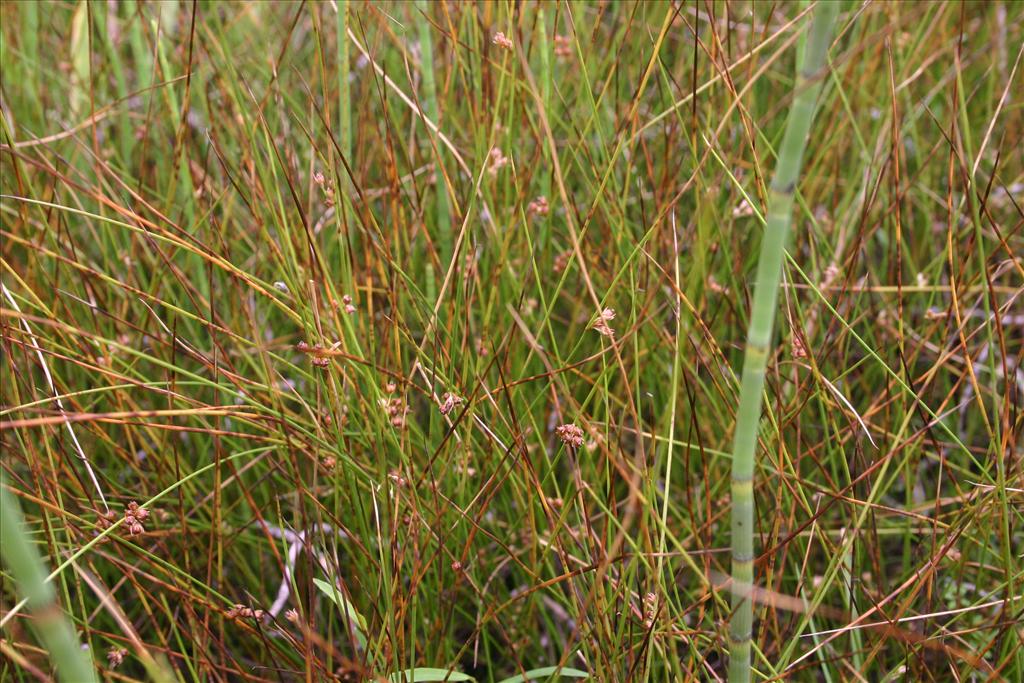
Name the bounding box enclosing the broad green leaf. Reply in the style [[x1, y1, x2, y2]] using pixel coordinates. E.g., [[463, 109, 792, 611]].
[[312, 578, 367, 646], [496, 666, 590, 683], [387, 668, 474, 682]]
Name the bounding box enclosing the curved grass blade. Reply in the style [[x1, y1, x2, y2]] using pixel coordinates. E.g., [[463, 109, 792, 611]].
[[496, 665, 590, 683], [388, 668, 474, 682]]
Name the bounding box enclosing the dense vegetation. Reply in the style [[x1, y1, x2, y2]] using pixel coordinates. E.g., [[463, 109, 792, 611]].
[[1, 1, 1021, 681]]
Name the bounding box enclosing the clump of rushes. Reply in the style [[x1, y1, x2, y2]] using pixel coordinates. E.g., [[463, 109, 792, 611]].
[[727, 4, 839, 683], [0, 476, 97, 682]]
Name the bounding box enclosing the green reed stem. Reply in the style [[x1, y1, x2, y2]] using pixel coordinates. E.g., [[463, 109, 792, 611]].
[[337, 0, 352, 168], [415, 0, 451, 295], [0, 477, 97, 682], [729, 4, 839, 682]]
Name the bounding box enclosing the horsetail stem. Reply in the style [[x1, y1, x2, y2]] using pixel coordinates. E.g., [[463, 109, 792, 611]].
[[728, 4, 840, 682], [337, 0, 351, 168], [415, 0, 452, 295], [1, 476, 97, 682]]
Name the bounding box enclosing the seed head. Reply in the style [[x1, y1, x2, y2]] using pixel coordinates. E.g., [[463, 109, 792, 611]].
[[492, 31, 513, 50], [732, 197, 755, 217], [382, 396, 407, 428], [96, 509, 117, 530], [707, 275, 729, 295], [555, 423, 585, 448], [554, 34, 573, 59], [107, 647, 128, 668], [553, 250, 572, 273], [314, 170, 335, 206], [591, 308, 616, 337], [487, 147, 509, 176], [791, 335, 808, 359], [124, 502, 149, 536], [643, 592, 659, 628], [439, 392, 464, 416], [527, 196, 550, 217], [225, 604, 264, 620]]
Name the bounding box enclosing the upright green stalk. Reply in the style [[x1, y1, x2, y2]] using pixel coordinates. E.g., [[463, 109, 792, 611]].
[[335, 0, 356, 295], [337, 0, 352, 168], [728, 4, 839, 682], [415, 0, 451, 294], [1, 477, 97, 682]]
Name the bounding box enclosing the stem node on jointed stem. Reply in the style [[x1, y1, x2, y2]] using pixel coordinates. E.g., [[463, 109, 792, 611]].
[[728, 4, 840, 683]]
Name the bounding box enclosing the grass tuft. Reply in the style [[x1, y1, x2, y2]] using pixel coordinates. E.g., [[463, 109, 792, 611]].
[[1, 1, 1021, 681]]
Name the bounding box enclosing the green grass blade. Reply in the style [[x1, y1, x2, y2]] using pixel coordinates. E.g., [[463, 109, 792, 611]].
[[496, 666, 590, 683]]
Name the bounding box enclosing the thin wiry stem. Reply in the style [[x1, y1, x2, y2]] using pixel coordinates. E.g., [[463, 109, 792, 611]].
[[728, 4, 839, 682], [2, 282, 108, 511]]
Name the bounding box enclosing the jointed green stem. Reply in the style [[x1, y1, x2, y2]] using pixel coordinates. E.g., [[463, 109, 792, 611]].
[[415, 0, 452, 288], [728, 4, 839, 683], [1, 477, 97, 682], [337, 0, 352, 168]]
